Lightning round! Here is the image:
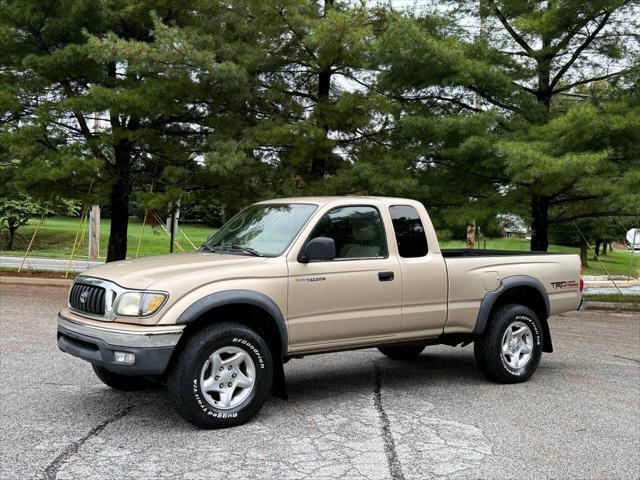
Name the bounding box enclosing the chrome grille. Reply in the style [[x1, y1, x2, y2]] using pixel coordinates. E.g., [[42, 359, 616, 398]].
[[69, 283, 106, 315]]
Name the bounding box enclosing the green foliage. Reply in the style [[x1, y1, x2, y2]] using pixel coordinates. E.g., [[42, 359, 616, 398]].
[[0, 195, 41, 250], [373, 0, 639, 249], [0, 0, 638, 258]]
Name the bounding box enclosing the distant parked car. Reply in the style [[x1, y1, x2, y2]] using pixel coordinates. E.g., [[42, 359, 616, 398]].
[[626, 228, 640, 250]]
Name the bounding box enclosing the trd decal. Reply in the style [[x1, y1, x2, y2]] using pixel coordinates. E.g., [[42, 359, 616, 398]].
[[295, 276, 326, 283], [550, 280, 579, 289]]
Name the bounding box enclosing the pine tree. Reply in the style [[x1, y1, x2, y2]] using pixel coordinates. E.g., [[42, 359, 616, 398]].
[[0, 0, 256, 260], [375, 0, 639, 249]]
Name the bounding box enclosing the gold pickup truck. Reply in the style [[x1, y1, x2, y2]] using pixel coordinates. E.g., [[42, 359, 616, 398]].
[[57, 197, 582, 428]]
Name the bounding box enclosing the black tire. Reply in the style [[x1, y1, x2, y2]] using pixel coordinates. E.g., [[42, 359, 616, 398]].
[[167, 322, 273, 429], [377, 345, 425, 360], [474, 304, 543, 383], [92, 365, 157, 391]]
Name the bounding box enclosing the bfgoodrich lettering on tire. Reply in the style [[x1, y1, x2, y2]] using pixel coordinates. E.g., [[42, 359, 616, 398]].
[[474, 304, 543, 383], [168, 322, 273, 429]]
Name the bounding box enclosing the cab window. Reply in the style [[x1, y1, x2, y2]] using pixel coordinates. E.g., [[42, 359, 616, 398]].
[[389, 205, 428, 258], [307, 206, 387, 259]]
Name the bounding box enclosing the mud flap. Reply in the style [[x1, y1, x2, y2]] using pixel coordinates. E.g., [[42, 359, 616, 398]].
[[272, 355, 288, 400]]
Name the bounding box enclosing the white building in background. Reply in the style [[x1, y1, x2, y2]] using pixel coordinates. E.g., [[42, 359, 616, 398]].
[[498, 214, 529, 239]]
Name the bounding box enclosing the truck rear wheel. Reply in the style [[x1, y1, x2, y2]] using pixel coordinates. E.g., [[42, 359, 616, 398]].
[[377, 345, 425, 360], [92, 365, 157, 391], [474, 304, 543, 383], [167, 322, 273, 429]]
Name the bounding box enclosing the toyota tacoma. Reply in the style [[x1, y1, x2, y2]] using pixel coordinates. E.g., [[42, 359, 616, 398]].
[[57, 197, 583, 428]]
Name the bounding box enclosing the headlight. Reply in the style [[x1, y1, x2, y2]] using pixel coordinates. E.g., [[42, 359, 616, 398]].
[[115, 292, 168, 316]]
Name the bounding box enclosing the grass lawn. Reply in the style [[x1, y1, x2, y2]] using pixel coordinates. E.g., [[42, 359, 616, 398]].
[[0, 216, 215, 260], [582, 293, 640, 303], [1, 218, 638, 278]]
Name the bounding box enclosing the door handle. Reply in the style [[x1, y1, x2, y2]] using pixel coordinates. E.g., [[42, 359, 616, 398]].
[[378, 271, 394, 282]]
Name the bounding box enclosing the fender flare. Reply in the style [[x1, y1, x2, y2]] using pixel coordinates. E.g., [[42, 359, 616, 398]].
[[473, 275, 553, 352], [175, 289, 288, 354]]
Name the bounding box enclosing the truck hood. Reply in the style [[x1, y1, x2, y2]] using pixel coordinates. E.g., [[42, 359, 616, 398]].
[[79, 252, 268, 290]]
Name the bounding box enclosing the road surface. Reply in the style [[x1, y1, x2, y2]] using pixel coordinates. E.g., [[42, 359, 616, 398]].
[[1, 284, 638, 479]]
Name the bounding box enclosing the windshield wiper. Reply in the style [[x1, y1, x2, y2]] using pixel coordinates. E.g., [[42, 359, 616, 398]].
[[230, 245, 264, 257], [201, 244, 226, 253], [201, 244, 264, 257]]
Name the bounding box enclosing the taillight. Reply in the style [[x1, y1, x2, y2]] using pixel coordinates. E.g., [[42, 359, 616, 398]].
[[579, 265, 584, 292]]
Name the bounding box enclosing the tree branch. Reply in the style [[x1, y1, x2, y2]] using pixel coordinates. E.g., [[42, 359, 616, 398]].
[[549, 10, 612, 91], [551, 211, 640, 223], [468, 86, 525, 116], [489, 2, 534, 55], [549, 195, 599, 206], [552, 70, 627, 94], [403, 94, 483, 112]]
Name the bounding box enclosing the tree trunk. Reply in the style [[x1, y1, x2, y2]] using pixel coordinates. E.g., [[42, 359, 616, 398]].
[[6, 224, 17, 251], [528, 38, 553, 253], [601, 242, 608, 255], [106, 143, 132, 262], [579, 236, 589, 268], [310, 0, 334, 178], [593, 239, 601, 260], [311, 67, 331, 178], [530, 195, 549, 251]]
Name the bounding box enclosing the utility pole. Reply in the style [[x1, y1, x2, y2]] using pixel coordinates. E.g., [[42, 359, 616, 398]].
[[88, 205, 100, 260]]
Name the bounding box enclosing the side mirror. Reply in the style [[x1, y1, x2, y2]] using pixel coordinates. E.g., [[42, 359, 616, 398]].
[[300, 237, 336, 263]]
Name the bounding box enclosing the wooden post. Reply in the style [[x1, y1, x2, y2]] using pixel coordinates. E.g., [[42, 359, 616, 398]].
[[169, 212, 175, 253], [168, 202, 180, 254], [628, 229, 638, 280], [466, 220, 476, 249], [88, 205, 100, 260]]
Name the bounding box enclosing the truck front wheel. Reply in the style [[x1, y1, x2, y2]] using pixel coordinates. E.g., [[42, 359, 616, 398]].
[[474, 304, 543, 383], [167, 322, 273, 429]]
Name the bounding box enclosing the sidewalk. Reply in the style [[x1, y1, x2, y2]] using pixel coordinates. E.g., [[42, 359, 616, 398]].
[[0, 256, 102, 273]]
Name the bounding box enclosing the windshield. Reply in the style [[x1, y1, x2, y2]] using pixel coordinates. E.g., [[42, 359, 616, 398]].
[[203, 203, 317, 256]]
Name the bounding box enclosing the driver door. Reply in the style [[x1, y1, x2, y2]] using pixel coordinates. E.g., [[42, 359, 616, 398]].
[[286, 205, 402, 351]]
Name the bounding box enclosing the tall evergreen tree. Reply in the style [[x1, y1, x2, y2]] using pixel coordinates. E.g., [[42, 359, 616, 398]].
[[479, 0, 639, 250], [0, 0, 255, 260]]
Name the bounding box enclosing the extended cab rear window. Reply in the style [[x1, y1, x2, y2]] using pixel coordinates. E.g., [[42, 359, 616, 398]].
[[389, 205, 428, 258]]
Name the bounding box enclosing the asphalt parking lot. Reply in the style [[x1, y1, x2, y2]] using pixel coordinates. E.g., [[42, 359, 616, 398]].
[[1, 284, 639, 480]]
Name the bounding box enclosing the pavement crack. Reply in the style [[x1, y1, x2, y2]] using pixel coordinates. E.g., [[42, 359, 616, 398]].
[[41, 405, 133, 480], [373, 360, 405, 480], [612, 354, 640, 363]]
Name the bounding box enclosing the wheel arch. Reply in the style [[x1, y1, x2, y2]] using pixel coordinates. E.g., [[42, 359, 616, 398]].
[[173, 290, 288, 355], [164, 290, 288, 400], [474, 275, 553, 352]]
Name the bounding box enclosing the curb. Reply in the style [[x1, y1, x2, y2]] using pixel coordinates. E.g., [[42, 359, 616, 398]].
[[584, 301, 640, 313], [0, 276, 72, 287]]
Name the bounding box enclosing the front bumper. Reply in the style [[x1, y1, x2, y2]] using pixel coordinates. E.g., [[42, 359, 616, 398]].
[[57, 313, 184, 376]]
